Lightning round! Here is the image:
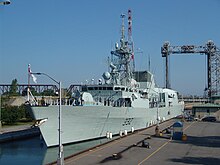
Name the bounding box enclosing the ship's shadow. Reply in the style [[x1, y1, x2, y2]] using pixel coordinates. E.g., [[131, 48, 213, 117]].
[[169, 157, 220, 165], [168, 135, 220, 164], [172, 135, 220, 148]]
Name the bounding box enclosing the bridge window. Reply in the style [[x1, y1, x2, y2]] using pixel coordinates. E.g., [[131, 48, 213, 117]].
[[82, 86, 87, 92], [114, 87, 120, 91], [107, 87, 113, 90]]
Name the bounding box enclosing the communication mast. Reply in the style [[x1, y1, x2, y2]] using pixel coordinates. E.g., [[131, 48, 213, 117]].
[[128, 9, 135, 72], [128, 9, 132, 42]]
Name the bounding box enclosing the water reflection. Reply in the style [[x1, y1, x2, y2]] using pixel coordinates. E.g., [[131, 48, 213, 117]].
[[0, 135, 115, 165], [0, 136, 46, 165], [43, 137, 113, 164]]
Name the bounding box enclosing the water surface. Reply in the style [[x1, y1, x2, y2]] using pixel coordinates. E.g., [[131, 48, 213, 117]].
[[0, 135, 113, 165]]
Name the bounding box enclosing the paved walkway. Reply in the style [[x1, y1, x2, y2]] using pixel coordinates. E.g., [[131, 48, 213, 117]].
[[0, 124, 32, 134], [58, 120, 220, 165], [0, 124, 39, 143]]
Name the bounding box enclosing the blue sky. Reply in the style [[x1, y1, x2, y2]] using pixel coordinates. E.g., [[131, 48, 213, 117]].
[[0, 0, 220, 96]]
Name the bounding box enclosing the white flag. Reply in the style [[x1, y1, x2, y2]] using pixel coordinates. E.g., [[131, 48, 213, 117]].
[[28, 64, 37, 83], [31, 74, 37, 83]]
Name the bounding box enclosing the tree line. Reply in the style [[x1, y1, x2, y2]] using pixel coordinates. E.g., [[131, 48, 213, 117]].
[[1, 104, 32, 125], [1, 79, 56, 125]]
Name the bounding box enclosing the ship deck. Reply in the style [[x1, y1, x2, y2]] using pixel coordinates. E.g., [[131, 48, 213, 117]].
[[49, 119, 220, 165]]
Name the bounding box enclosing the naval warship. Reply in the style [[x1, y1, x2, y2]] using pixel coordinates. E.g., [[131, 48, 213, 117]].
[[27, 12, 184, 147]]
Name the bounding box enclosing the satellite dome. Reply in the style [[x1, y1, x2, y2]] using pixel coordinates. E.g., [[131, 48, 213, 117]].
[[102, 72, 111, 80]]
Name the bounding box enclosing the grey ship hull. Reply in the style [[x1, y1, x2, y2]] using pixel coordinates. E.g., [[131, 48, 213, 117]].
[[29, 104, 183, 147]]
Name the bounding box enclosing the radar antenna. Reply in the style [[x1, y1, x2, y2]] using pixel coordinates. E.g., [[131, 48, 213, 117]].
[[128, 9, 135, 72], [110, 12, 134, 86]]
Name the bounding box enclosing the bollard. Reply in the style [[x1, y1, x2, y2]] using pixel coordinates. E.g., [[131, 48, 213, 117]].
[[119, 130, 123, 137], [109, 132, 112, 139], [155, 125, 160, 136], [182, 134, 187, 141], [106, 131, 110, 139]]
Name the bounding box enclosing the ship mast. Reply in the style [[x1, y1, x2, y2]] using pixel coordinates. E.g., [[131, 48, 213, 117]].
[[110, 12, 134, 86], [128, 9, 135, 73], [121, 14, 125, 46]]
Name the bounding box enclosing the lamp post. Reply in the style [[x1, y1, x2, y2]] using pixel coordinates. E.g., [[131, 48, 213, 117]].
[[0, 0, 11, 129], [0, 94, 2, 129], [32, 72, 64, 165]]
